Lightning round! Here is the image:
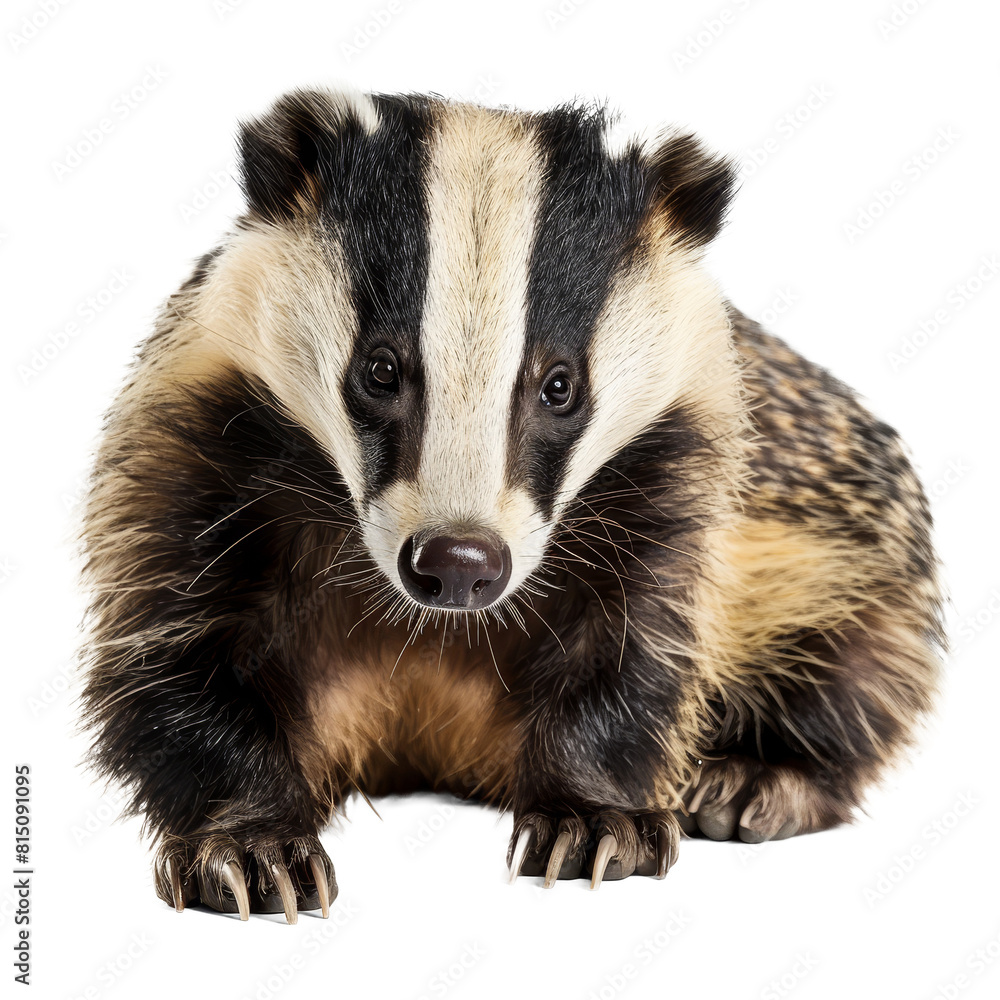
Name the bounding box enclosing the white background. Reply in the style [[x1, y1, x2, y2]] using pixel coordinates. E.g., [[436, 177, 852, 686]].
[[3, 0, 999, 998]]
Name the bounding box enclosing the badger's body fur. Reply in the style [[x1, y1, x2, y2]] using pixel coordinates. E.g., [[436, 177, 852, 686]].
[[80, 90, 943, 918]]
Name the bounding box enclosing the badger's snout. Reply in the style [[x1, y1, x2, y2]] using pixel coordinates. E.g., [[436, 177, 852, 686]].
[[397, 530, 512, 610]]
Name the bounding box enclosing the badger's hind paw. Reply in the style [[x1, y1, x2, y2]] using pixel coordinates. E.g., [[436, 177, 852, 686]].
[[685, 755, 849, 843], [153, 832, 337, 922], [506, 809, 679, 889]]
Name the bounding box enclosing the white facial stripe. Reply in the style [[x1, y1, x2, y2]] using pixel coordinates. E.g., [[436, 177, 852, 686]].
[[415, 104, 544, 528], [558, 238, 740, 517], [194, 221, 366, 504], [357, 104, 555, 604]]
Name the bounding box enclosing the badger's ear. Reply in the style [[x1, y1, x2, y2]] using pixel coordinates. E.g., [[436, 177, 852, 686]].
[[647, 132, 737, 250], [237, 88, 375, 223]]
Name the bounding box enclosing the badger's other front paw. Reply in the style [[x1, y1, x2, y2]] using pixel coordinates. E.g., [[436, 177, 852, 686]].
[[153, 831, 337, 923], [506, 809, 679, 889]]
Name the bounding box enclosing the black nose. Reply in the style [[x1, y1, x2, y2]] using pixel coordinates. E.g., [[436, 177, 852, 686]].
[[397, 531, 512, 609]]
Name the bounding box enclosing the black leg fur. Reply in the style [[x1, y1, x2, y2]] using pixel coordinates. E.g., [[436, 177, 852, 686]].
[[502, 416, 717, 885], [81, 373, 346, 918]]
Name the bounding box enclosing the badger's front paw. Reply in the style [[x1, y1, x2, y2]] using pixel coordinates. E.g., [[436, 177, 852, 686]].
[[506, 809, 679, 889], [153, 831, 337, 923]]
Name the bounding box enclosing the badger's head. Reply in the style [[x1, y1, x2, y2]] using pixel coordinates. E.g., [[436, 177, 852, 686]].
[[190, 89, 745, 619]]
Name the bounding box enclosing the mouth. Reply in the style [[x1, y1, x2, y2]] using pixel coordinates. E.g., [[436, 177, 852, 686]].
[[396, 529, 512, 611]]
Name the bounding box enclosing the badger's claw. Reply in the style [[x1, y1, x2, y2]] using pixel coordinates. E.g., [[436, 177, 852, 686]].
[[654, 823, 674, 878], [543, 830, 574, 887], [221, 861, 251, 921], [506, 809, 680, 886], [507, 824, 536, 883], [167, 856, 185, 913], [309, 855, 331, 918], [269, 862, 297, 924], [590, 833, 619, 889], [153, 833, 337, 921]]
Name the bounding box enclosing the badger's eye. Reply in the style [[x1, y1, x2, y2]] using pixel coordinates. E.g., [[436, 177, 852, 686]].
[[540, 367, 574, 411], [365, 349, 400, 396]]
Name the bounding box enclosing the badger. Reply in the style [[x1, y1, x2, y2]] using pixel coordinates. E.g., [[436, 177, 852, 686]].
[[79, 88, 943, 922]]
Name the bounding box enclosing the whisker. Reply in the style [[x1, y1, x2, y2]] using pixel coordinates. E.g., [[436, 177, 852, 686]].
[[252, 475, 351, 514], [185, 513, 299, 591], [221, 401, 272, 436], [194, 488, 286, 539], [346, 585, 395, 637], [511, 590, 566, 653], [544, 552, 613, 622], [477, 612, 509, 693], [560, 525, 662, 584], [562, 516, 694, 562], [389, 612, 426, 680]]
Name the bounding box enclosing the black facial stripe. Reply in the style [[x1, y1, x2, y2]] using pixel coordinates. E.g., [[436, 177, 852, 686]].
[[317, 94, 434, 505], [508, 104, 655, 518]]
